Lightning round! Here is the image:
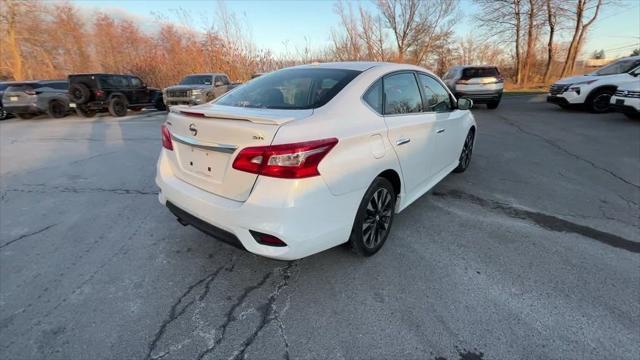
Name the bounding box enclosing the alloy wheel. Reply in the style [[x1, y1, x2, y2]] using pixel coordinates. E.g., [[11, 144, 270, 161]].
[[362, 188, 393, 249], [592, 93, 612, 112], [460, 131, 474, 169]]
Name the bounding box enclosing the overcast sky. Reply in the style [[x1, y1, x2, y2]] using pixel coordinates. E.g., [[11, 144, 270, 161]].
[[74, 0, 640, 59]]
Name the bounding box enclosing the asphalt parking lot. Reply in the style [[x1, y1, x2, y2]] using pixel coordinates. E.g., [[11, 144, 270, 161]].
[[1, 96, 638, 360]]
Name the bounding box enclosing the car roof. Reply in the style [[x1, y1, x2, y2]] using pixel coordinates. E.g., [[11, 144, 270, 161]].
[[7, 80, 67, 85], [69, 73, 137, 77], [290, 61, 436, 73]]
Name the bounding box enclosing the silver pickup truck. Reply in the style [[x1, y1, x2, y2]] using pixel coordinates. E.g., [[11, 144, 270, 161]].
[[163, 73, 240, 107]]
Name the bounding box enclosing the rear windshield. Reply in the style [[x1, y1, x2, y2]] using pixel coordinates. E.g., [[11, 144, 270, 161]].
[[593, 59, 640, 76], [180, 75, 213, 85], [215, 68, 362, 109], [461, 67, 499, 79], [6, 84, 39, 92]]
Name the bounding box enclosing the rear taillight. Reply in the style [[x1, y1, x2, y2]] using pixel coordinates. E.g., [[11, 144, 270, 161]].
[[161, 124, 173, 150], [232, 138, 338, 179], [456, 79, 469, 85], [495, 75, 504, 83], [95, 89, 105, 97]]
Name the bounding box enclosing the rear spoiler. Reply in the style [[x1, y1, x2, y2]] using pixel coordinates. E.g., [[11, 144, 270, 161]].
[[170, 106, 306, 125]]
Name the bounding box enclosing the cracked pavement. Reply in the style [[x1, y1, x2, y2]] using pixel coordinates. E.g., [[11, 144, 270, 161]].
[[1, 97, 639, 360]]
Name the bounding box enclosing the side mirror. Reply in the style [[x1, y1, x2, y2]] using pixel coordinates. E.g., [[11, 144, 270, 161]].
[[214, 81, 224, 87], [457, 97, 473, 110]]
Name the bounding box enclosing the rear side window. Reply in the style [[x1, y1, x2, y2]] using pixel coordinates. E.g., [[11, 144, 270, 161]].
[[99, 76, 128, 88], [418, 74, 452, 112], [461, 67, 499, 79], [363, 79, 382, 114], [50, 82, 68, 90], [216, 75, 230, 85], [216, 68, 361, 109], [0, 83, 8, 91], [383, 72, 423, 115]]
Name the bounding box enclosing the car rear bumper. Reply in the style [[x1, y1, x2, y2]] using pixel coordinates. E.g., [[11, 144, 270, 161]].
[[155, 150, 362, 260], [456, 90, 502, 103], [2, 104, 41, 114]]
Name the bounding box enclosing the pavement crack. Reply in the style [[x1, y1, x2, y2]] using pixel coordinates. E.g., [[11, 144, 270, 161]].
[[6, 184, 158, 196], [500, 115, 640, 190], [196, 271, 273, 360], [229, 262, 297, 360], [145, 264, 229, 360], [432, 189, 640, 254], [0, 224, 57, 249]]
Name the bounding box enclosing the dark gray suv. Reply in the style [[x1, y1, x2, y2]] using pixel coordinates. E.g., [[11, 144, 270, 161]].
[[2, 80, 70, 119]]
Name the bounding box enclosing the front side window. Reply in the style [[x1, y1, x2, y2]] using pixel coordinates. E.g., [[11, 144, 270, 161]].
[[418, 74, 452, 112], [129, 77, 142, 88], [383, 72, 423, 115], [216, 68, 361, 110], [100, 76, 128, 88], [594, 59, 640, 76], [363, 79, 382, 114]]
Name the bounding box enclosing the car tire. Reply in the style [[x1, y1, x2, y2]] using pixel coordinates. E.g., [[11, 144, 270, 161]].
[[69, 83, 91, 104], [0, 107, 9, 120], [15, 113, 36, 120], [487, 100, 500, 109], [348, 177, 396, 257], [76, 106, 96, 118], [108, 97, 128, 117], [453, 129, 475, 173], [585, 88, 614, 113], [48, 100, 67, 118]]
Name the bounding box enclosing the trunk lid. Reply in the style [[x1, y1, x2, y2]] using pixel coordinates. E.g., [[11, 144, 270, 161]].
[[165, 104, 313, 201]]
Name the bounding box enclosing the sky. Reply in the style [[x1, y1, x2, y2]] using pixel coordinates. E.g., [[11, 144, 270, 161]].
[[74, 0, 640, 59]]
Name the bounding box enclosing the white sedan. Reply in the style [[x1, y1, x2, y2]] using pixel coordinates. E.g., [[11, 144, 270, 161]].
[[156, 62, 477, 260]]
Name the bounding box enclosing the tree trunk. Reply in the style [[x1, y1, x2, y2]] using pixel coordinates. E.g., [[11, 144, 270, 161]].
[[561, 0, 584, 77], [6, 1, 24, 80], [514, 0, 522, 85], [543, 0, 555, 83], [522, 0, 536, 86]]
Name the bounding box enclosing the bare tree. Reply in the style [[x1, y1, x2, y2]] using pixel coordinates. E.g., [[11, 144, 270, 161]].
[[474, 0, 524, 84], [542, 0, 558, 83], [521, 0, 543, 85], [560, 0, 604, 77], [376, 0, 458, 64]]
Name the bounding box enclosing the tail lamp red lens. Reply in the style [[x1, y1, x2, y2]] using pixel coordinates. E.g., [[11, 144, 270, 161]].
[[250, 231, 287, 247], [95, 89, 105, 97], [161, 124, 173, 150], [232, 138, 338, 179]]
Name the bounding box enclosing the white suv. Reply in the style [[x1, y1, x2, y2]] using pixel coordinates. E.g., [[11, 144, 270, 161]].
[[547, 55, 640, 113], [156, 62, 477, 260], [610, 72, 640, 119], [443, 65, 504, 109]]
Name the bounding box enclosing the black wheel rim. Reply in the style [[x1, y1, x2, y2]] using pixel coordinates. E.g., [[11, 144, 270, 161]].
[[362, 188, 393, 249], [115, 101, 125, 114], [593, 93, 611, 112], [52, 102, 65, 116], [460, 132, 474, 168], [0, 109, 6, 119]]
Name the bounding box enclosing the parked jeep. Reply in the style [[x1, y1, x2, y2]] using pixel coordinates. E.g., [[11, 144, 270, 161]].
[[2, 80, 70, 119], [68, 73, 165, 117], [163, 73, 240, 107]]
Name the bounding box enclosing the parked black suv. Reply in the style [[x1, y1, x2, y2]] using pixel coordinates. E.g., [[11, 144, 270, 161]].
[[68, 74, 165, 117]]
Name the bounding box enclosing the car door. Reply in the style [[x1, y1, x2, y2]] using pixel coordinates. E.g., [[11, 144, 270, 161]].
[[417, 73, 466, 173], [382, 72, 439, 197], [128, 76, 147, 105]]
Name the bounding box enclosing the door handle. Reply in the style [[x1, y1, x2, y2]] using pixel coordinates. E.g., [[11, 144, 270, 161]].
[[436, 129, 446, 134], [396, 138, 411, 146]]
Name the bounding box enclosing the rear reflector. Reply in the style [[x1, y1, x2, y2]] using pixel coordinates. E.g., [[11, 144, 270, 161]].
[[250, 231, 287, 247], [232, 138, 338, 179], [161, 124, 173, 150]]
